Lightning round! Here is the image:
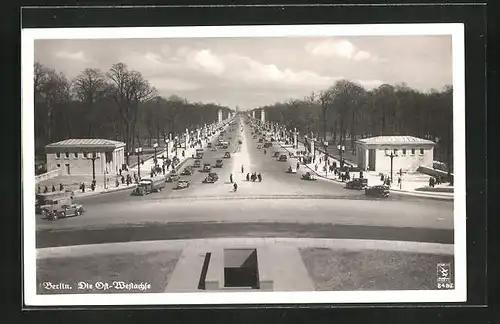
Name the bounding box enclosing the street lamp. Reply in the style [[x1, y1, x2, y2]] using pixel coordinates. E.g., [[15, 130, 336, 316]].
[[153, 143, 158, 162], [385, 150, 398, 184], [337, 144, 345, 166], [135, 147, 143, 178], [89, 152, 97, 182]]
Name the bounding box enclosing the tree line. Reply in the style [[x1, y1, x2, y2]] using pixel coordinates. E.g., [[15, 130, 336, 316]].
[[34, 62, 231, 157], [259, 80, 453, 170]]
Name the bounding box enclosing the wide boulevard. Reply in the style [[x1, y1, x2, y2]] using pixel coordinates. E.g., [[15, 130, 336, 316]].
[[36, 116, 454, 248]]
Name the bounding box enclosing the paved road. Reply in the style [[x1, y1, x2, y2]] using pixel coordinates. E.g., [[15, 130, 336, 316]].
[[36, 116, 454, 247]]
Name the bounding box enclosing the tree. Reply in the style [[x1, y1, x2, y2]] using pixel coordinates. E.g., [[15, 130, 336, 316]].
[[72, 68, 107, 137]]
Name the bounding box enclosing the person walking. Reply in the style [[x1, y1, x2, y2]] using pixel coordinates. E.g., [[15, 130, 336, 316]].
[[257, 173, 262, 182], [241, 165, 244, 173], [52, 185, 56, 192], [230, 173, 233, 183], [59, 183, 64, 191], [233, 182, 238, 192], [296, 162, 300, 170], [246, 173, 250, 181]]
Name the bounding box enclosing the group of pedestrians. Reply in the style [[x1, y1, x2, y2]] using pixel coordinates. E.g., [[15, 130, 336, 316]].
[[246, 172, 262, 182]]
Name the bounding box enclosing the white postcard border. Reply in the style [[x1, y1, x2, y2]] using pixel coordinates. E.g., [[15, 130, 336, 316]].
[[22, 23, 467, 306]]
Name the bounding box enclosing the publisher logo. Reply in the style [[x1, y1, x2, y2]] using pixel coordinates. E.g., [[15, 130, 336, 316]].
[[437, 263, 454, 289]]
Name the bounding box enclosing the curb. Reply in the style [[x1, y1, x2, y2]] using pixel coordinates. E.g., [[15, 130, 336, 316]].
[[276, 141, 454, 201]]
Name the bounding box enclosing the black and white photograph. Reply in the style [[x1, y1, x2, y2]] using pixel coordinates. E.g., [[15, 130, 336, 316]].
[[22, 24, 466, 305]]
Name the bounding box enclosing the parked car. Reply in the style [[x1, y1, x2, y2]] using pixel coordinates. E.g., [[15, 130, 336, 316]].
[[224, 152, 231, 158], [287, 166, 297, 174], [365, 185, 390, 198], [215, 159, 224, 168], [49, 203, 85, 220], [193, 160, 202, 168], [301, 172, 317, 181], [203, 163, 212, 172], [345, 178, 368, 190], [176, 180, 190, 189], [181, 167, 193, 176], [278, 154, 288, 162], [133, 176, 166, 195]]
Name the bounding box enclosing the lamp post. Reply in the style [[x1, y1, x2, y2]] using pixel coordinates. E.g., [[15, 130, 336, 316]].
[[153, 142, 158, 162], [386, 151, 398, 184], [90, 152, 97, 182], [337, 144, 345, 166], [135, 147, 142, 178]]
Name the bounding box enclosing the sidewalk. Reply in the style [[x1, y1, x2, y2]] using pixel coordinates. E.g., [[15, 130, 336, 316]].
[[276, 141, 453, 200]]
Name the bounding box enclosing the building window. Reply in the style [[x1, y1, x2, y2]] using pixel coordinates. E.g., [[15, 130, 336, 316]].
[[402, 149, 407, 155], [393, 149, 398, 155], [74, 152, 78, 158], [56, 152, 60, 159], [411, 149, 415, 155], [56, 164, 60, 168], [83, 152, 88, 158], [420, 148, 424, 155], [65, 152, 70, 158]]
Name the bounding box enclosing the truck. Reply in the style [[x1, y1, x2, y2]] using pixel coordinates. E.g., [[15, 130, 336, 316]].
[[132, 175, 166, 196], [36, 191, 74, 215]]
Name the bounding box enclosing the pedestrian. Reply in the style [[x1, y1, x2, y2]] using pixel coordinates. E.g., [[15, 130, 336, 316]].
[[150, 171, 154, 178], [398, 176, 401, 186], [428, 177, 432, 187], [52, 185, 56, 192], [230, 173, 233, 183], [81, 183, 85, 193], [258, 173, 262, 182], [59, 183, 64, 191], [121, 175, 125, 184], [381, 174, 385, 182], [126, 176, 130, 186], [119, 169, 122, 176], [37, 185, 41, 194], [315, 164, 318, 171], [296, 162, 300, 170], [233, 182, 238, 192], [246, 173, 250, 181], [115, 178, 119, 187], [241, 165, 244, 173]]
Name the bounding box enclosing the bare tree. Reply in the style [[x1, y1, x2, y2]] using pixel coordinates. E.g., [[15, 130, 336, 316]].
[[72, 68, 107, 137]]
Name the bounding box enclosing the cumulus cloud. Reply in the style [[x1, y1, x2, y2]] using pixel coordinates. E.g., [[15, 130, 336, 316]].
[[55, 50, 89, 62], [305, 39, 382, 62]]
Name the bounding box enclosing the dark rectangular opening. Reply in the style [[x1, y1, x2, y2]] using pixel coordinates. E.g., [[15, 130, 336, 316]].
[[223, 249, 259, 288], [198, 252, 211, 290]]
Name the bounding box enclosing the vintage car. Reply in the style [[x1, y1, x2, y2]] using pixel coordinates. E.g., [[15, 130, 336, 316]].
[[365, 185, 390, 198], [176, 180, 190, 189], [278, 154, 288, 162], [193, 160, 202, 168], [47, 203, 85, 220], [196, 153, 204, 159], [40, 196, 73, 219], [36, 191, 74, 215], [223, 152, 231, 158], [166, 173, 180, 182], [181, 167, 193, 176], [272, 152, 280, 157], [215, 159, 224, 168], [345, 178, 368, 190], [301, 172, 317, 181], [203, 172, 219, 183], [203, 163, 212, 172], [287, 166, 297, 174]]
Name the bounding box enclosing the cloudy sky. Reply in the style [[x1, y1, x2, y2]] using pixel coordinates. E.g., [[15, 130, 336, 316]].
[[34, 36, 452, 110]]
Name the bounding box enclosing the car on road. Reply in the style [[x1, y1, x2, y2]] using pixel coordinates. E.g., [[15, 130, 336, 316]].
[[36, 191, 74, 215], [278, 154, 288, 162], [203, 172, 219, 183], [210, 147, 218, 151], [166, 173, 180, 182], [222, 144, 229, 149], [287, 166, 297, 173], [301, 172, 317, 181], [50, 203, 85, 220], [345, 178, 368, 190], [193, 160, 201, 168], [224, 152, 231, 158], [215, 159, 224, 168], [181, 167, 193, 176], [176, 180, 190, 189], [203, 163, 212, 172], [365, 185, 390, 198]]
